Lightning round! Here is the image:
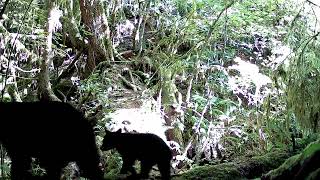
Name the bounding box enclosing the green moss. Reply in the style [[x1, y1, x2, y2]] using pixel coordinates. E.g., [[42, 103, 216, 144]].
[[173, 163, 243, 180], [300, 140, 320, 160], [264, 154, 299, 179]]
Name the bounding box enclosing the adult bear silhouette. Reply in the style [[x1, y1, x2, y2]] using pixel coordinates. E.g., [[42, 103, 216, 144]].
[[0, 101, 104, 180], [101, 129, 172, 180]]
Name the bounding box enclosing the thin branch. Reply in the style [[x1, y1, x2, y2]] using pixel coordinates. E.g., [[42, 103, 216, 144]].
[[306, 0, 320, 8], [14, 66, 40, 73], [185, 77, 193, 105], [206, 1, 235, 40], [310, 7, 318, 34], [0, 73, 36, 80], [297, 31, 320, 63], [118, 73, 138, 92]]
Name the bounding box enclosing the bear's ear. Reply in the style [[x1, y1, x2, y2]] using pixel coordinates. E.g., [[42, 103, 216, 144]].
[[116, 129, 122, 133]]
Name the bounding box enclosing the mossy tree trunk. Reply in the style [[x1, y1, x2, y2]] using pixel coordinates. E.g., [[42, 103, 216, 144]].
[[132, 0, 150, 55], [79, 0, 113, 77], [62, 0, 84, 51], [161, 68, 184, 145], [37, 1, 60, 102]]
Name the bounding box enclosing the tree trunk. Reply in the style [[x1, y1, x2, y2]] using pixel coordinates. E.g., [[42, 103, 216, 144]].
[[37, 1, 60, 102], [62, 0, 84, 51], [79, 0, 113, 77], [161, 68, 184, 145]]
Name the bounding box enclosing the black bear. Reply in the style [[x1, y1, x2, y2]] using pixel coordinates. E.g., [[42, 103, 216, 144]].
[[101, 129, 172, 180], [0, 101, 104, 180]]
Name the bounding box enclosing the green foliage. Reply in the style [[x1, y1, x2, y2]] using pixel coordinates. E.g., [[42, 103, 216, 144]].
[[193, 94, 236, 117], [265, 117, 291, 149], [5, 0, 46, 33], [80, 72, 105, 94], [103, 151, 123, 179], [80, 70, 113, 103], [223, 135, 246, 154], [0, 149, 10, 178], [281, 3, 320, 132]]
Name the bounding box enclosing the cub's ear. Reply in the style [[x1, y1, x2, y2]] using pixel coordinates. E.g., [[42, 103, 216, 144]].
[[116, 129, 122, 133]]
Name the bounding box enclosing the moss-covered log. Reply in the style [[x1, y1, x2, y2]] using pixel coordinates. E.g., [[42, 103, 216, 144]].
[[173, 149, 290, 180], [262, 139, 320, 180]]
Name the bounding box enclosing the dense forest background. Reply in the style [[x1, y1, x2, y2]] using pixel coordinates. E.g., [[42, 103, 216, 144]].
[[1, 0, 320, 179]]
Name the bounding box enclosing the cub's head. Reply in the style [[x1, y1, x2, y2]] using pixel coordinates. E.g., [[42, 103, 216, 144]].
[[100, 128, 122, 151]]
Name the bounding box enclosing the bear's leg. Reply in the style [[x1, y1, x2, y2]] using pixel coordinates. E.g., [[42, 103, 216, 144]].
[[44, 161, 66, 180], [76, 157, 104, 180], [10, 155, 32, 180], [158, 159, 171, 180], [140, 161, 153, 179]]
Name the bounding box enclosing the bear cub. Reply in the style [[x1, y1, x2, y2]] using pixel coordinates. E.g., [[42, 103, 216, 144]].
[[101, 129, 172, 179]]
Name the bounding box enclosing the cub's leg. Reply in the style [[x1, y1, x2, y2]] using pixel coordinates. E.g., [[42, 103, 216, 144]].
[[42, 161, 66, 180], [120, 156, 136, 176]]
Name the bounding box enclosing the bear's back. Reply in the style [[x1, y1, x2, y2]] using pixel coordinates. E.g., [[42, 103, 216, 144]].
[[0, 101, 94, 160], [115, 132, 172, 161]]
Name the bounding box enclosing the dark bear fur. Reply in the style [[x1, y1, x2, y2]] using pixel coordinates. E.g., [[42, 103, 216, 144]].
[[0, 101, 104, 180], [101, 129, 172, 180]]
